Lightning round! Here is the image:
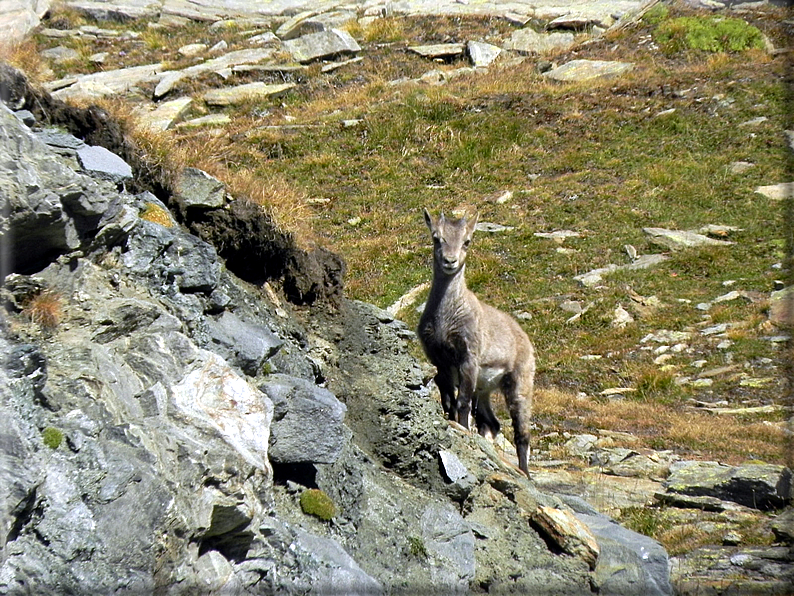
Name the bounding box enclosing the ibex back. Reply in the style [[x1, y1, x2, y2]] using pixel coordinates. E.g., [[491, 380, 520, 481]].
[[418, 209, 535, 477]]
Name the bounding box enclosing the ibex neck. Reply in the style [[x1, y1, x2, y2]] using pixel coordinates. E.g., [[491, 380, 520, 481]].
[[429, 264, 468, 304]]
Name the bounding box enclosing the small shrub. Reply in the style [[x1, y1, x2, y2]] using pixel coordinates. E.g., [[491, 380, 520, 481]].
[[654, 16, 764, 54], [23, 290, 63, 330], [407, 536, 428, 559], [140, 202, 174, 227], [42, 427, 63, 450], [299, 489, 336, 521]]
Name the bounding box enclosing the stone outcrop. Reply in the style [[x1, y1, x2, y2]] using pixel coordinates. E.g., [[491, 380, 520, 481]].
[[0, 77, 673, 593]]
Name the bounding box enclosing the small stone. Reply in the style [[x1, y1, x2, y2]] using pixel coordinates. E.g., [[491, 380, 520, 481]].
[[729, 161, 755, 174], [408, 43, 466, 59], [755, 183, 794, 201], [77, 145, 133, 182], [543, 60, 634, 82], [178, 43, 207, 57], [475, 222, 514, 233]]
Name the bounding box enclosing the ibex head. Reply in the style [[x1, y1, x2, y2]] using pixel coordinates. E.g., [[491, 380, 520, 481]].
[[424, 209, 479, 276]]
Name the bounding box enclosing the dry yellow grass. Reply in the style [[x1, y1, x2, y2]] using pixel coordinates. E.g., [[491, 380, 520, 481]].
[[534, 387, 788, 465], [23, 290, 63, 330], [0, 38, 49, 83]]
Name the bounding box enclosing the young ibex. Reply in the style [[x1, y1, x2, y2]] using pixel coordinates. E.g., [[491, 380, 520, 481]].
[[418, 209, 535, 477]]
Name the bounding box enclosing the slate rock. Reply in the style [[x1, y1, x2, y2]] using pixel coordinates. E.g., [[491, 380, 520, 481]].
[[408, 43, 466, 59], [643, 227, 734, 251], [771, 508, 794, 544], [174, 167, 226, 210], [421, 502, 476, 591], [293, 528, 384, 595], [503, 28, 575, 55], [563, 496, 673, 596], [664, 461, 793, 511], [202, 82, 295, 106], [769, 286, 793, 327], [205, 311, 282, 376], [283, 29, 361, 64], [135, 96, 192, 131], [467, 41, 501, 67], [277, 10, 357, 41], [543, 59, 634, 82], [262, 374, 348, 465], [77, 145, 133, 183]]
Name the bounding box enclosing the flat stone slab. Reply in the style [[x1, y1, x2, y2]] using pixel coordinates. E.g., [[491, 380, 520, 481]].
[[643, 227, 734, 251], [408, 43, 466, 59], [503, 28, 575, 55], [754, 182, 794, 201], [77, 145, 133, 182], [283, 28, 361, 64], [203, 82, 295, 106], [467, 41, 501, 67], [49, 62, 164, 101], [543, 59, 635, 82], [135, 96, 192, 131]]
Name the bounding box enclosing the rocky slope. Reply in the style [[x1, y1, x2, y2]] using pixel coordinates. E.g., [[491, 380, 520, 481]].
[[1, 0, 792, 593], [0, 71, 678, 594]]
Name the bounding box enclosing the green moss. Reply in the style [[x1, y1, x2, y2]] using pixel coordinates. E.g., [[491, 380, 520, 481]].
[[42, 427, 63, 450], [299, 489, 336, 521], [654, 16, 764, 54], [407, 536, 428, 559]]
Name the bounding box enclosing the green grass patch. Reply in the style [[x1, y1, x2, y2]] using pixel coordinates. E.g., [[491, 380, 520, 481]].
[[654, 16, 765, 54]]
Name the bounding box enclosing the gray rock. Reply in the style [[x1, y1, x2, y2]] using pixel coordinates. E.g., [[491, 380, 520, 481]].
[[439, 450, 477, 500], [408, 43, 466, 59], [769, 286, 793, 327], [205, 311, 282, 376], [643, 227, 734, 251], [202, 81, 295, 106], [664, 461, 793, 511], [467, 41, 501, 67], [421, 503, 476, 592], [503, 27, 575, 55], [283, 29, 361, 63], [0, 103, 115, 273], [0, 0, 50, 42], [278, 10, 358, 40], [49, 62, 164, 101], [135, 95, 192, 131], [293, 528, 384, 595], [543, 60, 635, 82], [13, 109, 36, 126], [262, 374, 348, 465], [574, 254, 669, 287], [771, 508, 794, 544], [174, 167, 226, 210], [41, 45, 80, 63], [76, 145, 133, 183], [755, 182, 794, 201], [66, 0, 161, 21]]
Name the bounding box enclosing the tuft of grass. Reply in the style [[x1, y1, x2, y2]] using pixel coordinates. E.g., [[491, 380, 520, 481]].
[[42, 427, 64, 450], [299, 489, 336, 521], [0, 39, 49, 82], [407, 536, 428, 559], [23, 290, 63, 330], [654, 16, 765, 54]]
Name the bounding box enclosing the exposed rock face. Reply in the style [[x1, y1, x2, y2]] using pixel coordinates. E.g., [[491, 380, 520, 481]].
[[0, 67, 673, 594]]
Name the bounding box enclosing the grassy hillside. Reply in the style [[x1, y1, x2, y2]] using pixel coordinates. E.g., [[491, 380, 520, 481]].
[[8, 2, 792, 467]]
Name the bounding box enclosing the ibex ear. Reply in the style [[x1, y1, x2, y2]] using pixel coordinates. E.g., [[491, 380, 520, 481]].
[[423, 208, 435, 232], [466, 212, 479, 236]]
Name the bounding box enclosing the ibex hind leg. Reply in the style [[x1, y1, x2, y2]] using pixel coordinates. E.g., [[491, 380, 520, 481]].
[[503, 373, 533, 478], [474, 392, 501, 440]]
